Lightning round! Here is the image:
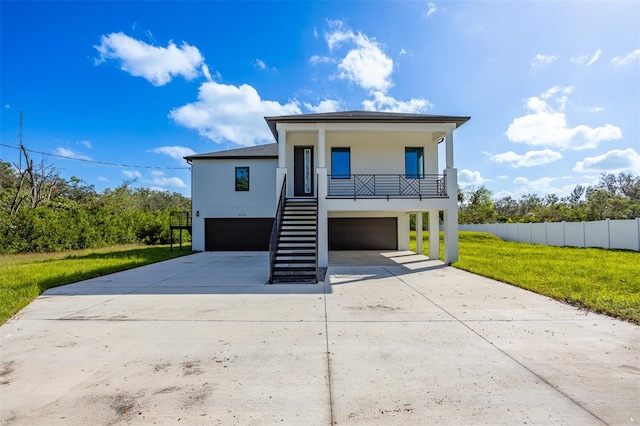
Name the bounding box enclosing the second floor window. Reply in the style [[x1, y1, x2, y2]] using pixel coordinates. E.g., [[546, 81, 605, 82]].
[[405, 147, 424, 178], [331, 148, 351, 179], [235, 167, 249, 191]]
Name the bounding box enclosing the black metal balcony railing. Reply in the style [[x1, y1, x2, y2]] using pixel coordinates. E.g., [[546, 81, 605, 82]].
[[327, 174, 446, 199]]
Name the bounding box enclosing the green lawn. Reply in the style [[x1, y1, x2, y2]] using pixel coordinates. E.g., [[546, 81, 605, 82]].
[[411, 231, 640, 323], [3, 233, 638, 325], [0, 245, 193, 324]]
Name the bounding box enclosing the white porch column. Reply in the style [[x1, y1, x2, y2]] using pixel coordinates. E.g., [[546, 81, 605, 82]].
[[316, 125, 328, 266], [317, 167, 328, 267], [397, 214, 410, 250], [443, 168, 459, 264], [445, 130, 454, 169], [277, 126, 287, 168], [276, 126, 287, 200], [428, 209, 439, 260], [317, 124, 326, 168], [415, 212, 423, 255]]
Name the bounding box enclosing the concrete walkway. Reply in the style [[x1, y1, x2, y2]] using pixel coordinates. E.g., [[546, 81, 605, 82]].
[[1, 251, 638, 425]]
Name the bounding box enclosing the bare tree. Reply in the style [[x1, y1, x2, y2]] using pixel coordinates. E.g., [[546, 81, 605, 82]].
[[9, 144, 60, 214]]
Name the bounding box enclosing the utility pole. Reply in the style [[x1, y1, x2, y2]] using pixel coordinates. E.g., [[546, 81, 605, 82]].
[[19, 110, 23, 169]]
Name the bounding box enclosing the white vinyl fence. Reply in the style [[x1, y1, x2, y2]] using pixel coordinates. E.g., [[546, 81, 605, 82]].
[[459, 218, 640, 252]]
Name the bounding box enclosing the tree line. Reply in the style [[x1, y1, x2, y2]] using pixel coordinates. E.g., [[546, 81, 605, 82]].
[[0, 149, 190, 254], [458, 172, 640, 224]]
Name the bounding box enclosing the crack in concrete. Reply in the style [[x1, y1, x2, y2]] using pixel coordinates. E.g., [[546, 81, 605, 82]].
[[382, 265, 609, 426], [323, 279, 335, 425]]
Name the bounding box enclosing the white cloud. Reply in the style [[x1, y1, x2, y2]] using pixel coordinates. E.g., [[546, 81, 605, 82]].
[[4, 104, 10, 109], [511, 176, 576, 197], [612, 49, 640, 66], [589, 106, 604, 113], [143, 171, 187, 188], [490, 149, 562, 168], [426, 2, 438, 17], [253, 59, 267, 69], [531, 54, 559, 68], [362, 91, 433, 113], [458, 169, 490, 186], [97, 176, 109, 182], [55, 147, 93, 161], [77, 140, 92, 149], [506, 87, 622, 150], [570, 49, 601, 66], [123, 170, 142, 179], [324, 21, 394, 92], [169, 80, 302, 146], [201, 64, 213, 82], [94, 32, 205, 86], [149, 146, 197, 160], [573, 148, 640, 173], [303, 99, 342, 113], [309, 55, 334, 65], [399, 48, 408, 56], [587, 49, 602, 66]]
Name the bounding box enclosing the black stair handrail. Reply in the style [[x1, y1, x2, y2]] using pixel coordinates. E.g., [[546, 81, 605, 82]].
[[170, 210, 192, 227], [315, 173, 319, 283], [269, 176, 287, 283]]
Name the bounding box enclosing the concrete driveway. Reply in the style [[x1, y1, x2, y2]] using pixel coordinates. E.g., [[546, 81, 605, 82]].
[[1, 251, 639, 425]]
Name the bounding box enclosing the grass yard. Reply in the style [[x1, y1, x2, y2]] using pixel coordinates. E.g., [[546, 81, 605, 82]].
[[0, 244, 193, 324], [411, 231, 640, 323]]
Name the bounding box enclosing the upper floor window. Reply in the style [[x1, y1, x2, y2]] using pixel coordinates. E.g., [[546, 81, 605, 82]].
[[331, 148, 351, 179], [405, 147, 424, 178], [235, 167, 249, 191]]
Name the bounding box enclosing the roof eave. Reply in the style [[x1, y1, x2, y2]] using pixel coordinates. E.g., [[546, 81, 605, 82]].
[[264, 112, 471, 142]]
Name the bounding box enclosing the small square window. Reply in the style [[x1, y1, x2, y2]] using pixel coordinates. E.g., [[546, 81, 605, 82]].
[[235, 167, 249, 191]]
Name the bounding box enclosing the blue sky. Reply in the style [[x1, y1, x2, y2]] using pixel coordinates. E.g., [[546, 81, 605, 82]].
[[1, 1, 638, 199]]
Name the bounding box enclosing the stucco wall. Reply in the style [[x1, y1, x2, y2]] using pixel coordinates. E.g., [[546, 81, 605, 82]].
[[285, 131, 440, 175], [190, 158, 277, 251]]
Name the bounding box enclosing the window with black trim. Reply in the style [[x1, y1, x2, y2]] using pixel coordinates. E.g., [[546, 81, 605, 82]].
[[405, 147, 424, 178], [235, 167, 249, 191], [331, 148, 351, 178]]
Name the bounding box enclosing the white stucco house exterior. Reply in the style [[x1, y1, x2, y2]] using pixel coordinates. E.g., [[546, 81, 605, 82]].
[[185, 111, 469, 282]]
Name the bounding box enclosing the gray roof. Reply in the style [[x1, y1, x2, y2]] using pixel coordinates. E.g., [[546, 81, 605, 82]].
[[264, 110, 471, 141], [184, 143, 278, 161]]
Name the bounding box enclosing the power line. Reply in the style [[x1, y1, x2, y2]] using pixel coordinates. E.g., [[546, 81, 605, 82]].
[[0, 143, 190, 170]]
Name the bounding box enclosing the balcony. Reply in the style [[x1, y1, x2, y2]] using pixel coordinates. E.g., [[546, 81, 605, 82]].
[[327, 174, 447, 200]]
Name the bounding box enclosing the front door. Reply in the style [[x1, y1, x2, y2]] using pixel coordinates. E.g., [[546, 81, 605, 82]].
[[294, 146, 314, 197]]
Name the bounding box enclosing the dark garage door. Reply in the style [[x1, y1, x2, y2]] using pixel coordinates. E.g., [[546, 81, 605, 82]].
[[205, 218, 274, 251], [328, 218, 397, 250]]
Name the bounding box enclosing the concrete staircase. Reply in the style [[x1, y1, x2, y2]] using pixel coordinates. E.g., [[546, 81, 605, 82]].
[[270, 199, 318, 283]]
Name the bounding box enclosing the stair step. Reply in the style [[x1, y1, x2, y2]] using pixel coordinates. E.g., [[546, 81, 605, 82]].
[[275, 259, 316, 264], [278, 241, 315, 244], [275, 251, 315, 256], [270, 275, 317, 283], [279, 236, 315, 240], [273, 266, 316, 272], [277, 244, 315, 249]]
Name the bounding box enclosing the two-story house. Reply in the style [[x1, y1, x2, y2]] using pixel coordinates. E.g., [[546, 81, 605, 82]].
[[185, 110, 470, 283]]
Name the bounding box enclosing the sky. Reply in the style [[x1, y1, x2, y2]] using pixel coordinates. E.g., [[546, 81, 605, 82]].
[[1, 1, 639, 199]]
